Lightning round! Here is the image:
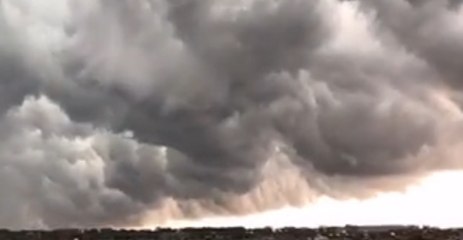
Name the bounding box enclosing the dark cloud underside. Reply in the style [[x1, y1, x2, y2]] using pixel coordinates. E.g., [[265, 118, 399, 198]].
[[0, 0, 463, 229]]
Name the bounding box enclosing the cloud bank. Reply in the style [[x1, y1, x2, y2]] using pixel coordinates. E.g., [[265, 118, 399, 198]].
[[0, 0, 463, 228]]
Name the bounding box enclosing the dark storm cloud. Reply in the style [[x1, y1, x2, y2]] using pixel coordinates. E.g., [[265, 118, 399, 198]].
[[0, 13, 40, 114], [357, 0, 463, 87], [1, 0, 463, 229]]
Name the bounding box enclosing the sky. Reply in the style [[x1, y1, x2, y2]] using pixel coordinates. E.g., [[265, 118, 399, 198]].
[[160, 170, 463, 229], [0, 0, 463, 229]]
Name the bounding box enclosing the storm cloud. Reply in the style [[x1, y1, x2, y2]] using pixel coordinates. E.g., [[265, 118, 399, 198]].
[[1, 0, 463, 229]]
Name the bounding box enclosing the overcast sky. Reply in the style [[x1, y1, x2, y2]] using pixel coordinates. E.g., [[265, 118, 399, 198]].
[[0, 0, 463, 229]]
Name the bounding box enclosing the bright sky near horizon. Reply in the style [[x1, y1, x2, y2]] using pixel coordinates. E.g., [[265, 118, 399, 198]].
[[155, 170, 463, 229]]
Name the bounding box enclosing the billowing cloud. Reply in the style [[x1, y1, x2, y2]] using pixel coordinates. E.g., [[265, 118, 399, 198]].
[[1, 0, 463, 229]]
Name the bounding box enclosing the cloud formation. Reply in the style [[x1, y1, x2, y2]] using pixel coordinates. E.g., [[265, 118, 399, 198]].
[[0, 0, 463, 228]]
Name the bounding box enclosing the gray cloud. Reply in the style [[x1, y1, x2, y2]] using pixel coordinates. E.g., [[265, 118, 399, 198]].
[[357, 0, 463, 87], [1, 0, 463, 229]]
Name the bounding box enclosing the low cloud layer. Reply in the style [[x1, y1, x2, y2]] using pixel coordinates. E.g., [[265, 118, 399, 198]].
[[1, 0, 463, 229]]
